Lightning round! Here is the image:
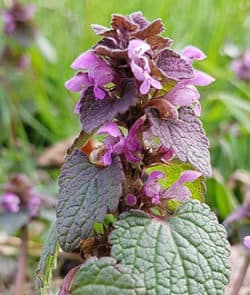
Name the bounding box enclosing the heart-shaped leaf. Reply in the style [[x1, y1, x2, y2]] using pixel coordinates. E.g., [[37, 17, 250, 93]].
[[70, 257, 146, 295], [110, 200, 230, 295], [56, 149, 124, 251], [148, 107, 211, 176]]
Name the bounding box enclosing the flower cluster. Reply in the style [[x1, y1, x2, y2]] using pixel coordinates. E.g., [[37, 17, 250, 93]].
[[0, 174, 41, 217], [1, 1, 36, 69], [232, 50, 250, 82], [65, 11, 214, 208], [2, 1, 36, 42]]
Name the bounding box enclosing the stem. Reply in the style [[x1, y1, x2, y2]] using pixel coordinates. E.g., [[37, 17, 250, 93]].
[[231, 254, 250, 295], [13, 226, 28, 295]]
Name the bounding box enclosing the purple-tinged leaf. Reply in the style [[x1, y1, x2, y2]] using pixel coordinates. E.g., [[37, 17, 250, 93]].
[[130, 19, 165, 39], [95, 45, 128, 59], [56, 150, 124, 251], [91, 24, 110, 35], [111, 14, 137, 31], [58, 265, 81, 295], [80, 79, 137, 133], [147, 35, 172, 51], [148, 107, 211, 176], [157, 49, 194, 80], [128, 11, 149, 29]]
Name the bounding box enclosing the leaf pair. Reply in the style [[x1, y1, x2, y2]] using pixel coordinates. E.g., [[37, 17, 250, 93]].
[[39, 200, 230, 294]]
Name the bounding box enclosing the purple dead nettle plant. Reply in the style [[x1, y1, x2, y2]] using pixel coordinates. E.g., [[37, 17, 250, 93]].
[[0, 174, 42, 295], [38, 12, 230, 295], [1, 1, 37, 69]]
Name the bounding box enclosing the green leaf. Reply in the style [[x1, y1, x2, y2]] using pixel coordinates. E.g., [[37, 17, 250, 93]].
[[147, 160, 206, 211], [110, 200, 230, 295], [104, 213, 117, 228], [70, 257, 146, 295], [56, 149, 124, 251], [0, 210, 30, 235], [93, 221, 104, 235], [37, 223, 59, 295]]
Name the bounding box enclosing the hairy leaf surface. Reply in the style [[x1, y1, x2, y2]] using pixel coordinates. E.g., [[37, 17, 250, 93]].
[[110, 200, 230, 295], [149, 107, 211, 176], [56, 149, 124, 251], [80, 79, 137, 133], [71, 257, 146, 295], [157, 49, 194, 80]]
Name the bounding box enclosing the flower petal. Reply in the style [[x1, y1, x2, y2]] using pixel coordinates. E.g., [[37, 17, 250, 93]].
[[140, 79, 151, 94], [148, 171, 165, 182], [1, 192, 20, 213], [71, 51, 100, 69], [130, 60, 145, 81], [161, 170, 201, 202], [166, 85, 200, 106], [163, 183, 192, 202], [244, 236, 250, 249], [98, 122, 121, 137], [182, 46, 207, 61], [128, 39, 151, 59], [178, 170, 202, 184], [125, 194, 137, 206], [74, 101, 81, 114], [150, 77, 162, 90], [194, 101, 201, 116], [94, 85, 106, 99], [101, 150, 113, 166], [65, 72, 91, 92], [189, 70, 215, 86]]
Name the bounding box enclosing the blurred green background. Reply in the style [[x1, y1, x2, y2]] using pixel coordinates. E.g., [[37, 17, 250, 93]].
[[1, 0, 250, 222]]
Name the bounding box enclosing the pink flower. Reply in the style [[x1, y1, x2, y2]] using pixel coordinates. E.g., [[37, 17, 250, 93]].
[[65, 51, 115, 100], [128, 39, 162, 95], [98, 122, 125, 166], [1, 192, 20, 213], [3, 3, 35, 35], [142, 171, 165, 204], [97, 118, 144, 166], [143, 170, 202, 204], [125, 194, 137, 206], [244, 236, 250, 249], [26, 190, 41, 217], [161, 170, 202, 201], [165, 46, 214, 116], [232, 51, 250, 82]]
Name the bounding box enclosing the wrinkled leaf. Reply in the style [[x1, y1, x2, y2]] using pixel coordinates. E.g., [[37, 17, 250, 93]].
[[110, 200, 230, 295], [71, 257, 146, 295], [128, 11, 149, 29], [149, 107, 211, 176], [131, 19, 164, 39], [80, 79, 137, 133], [56, 149, 124, 251], [157, 49, 194, 80], [37, 223, 59, 295]]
